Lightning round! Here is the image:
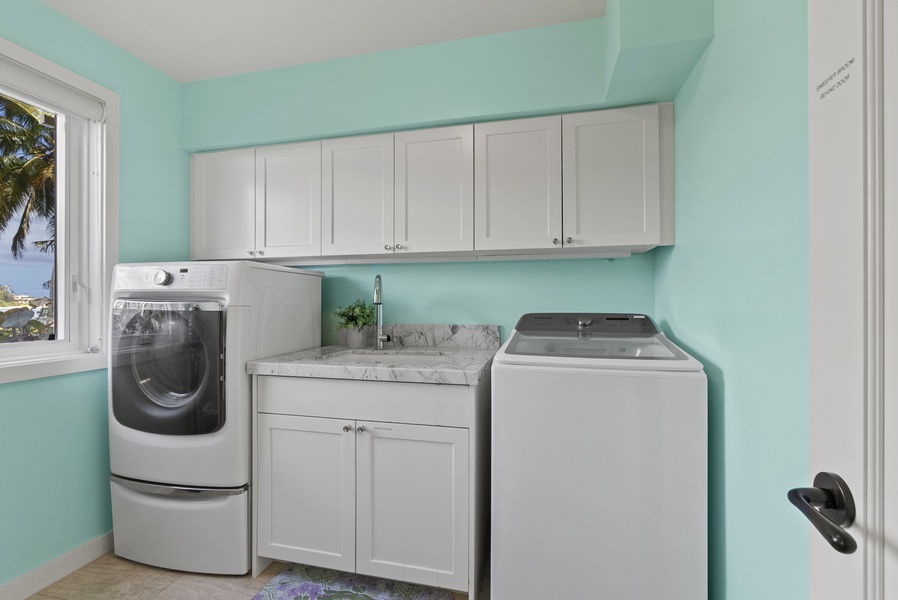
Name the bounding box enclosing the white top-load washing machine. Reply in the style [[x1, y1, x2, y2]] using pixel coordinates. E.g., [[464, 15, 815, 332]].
[[491, 313, 707, 599], [108, 261, 322, 574]]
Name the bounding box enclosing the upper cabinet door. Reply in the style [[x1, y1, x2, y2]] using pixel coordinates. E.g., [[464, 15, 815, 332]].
[[322, 134, 394, 256], [395, 125, 474, 254], [191, 148, 256, 260], [474, 116, 562, 253], [255, 142, 322, 258], [562, 105, 662, 250]]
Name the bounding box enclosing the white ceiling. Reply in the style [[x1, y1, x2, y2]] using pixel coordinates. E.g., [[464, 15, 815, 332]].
[[41, 0, 606, 83]]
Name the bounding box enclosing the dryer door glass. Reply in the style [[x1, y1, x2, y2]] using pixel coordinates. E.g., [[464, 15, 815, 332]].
[[111, 300, 224, 435]]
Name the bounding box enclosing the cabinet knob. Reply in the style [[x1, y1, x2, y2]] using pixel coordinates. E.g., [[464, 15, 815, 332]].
[[395, 244, 403, 250], [566, 237, 574, 244], [357, 426, 366, 434], [256, 250, 264, 256], [245, 250, 254, 256], [343, 425, 352, 433], [552, 238, 560, 245], [384, 245, 392, 251]]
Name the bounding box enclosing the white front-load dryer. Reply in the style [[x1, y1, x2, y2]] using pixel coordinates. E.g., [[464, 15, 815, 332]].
[[490, 313, 707, 600], [108, 261, 322, 574]]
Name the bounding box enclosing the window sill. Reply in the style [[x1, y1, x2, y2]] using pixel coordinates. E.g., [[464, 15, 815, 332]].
[[0, 352, 106, 385]]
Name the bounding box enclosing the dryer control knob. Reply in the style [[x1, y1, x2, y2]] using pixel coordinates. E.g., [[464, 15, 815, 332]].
[[153, 270, 173, 286], [577, 316, 594, 327]]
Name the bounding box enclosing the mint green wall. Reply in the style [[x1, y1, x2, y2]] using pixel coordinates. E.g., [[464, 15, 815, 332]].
[[656, 1, 809, 599], [603, 0, 714, 104], [0, 0, 186, 585], [0, 371, 109, 583], [315, 257, 655, 345], [181, 19, 606, 151]]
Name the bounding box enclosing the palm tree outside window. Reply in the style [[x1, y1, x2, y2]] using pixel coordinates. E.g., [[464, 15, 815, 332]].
[[0, 93, 57, 343]]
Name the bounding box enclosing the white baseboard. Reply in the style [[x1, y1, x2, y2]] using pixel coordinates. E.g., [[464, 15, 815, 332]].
[[0, 532, 113, 600]]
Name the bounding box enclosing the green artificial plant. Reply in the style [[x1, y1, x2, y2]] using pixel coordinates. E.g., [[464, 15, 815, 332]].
[[332, 298, 376, 331]]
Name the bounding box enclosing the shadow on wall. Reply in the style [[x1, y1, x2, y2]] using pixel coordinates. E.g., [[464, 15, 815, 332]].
[[658, 320, 726, 600]]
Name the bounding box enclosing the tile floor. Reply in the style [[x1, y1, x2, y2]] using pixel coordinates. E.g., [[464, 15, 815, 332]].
[[27, 553, 485, 600]]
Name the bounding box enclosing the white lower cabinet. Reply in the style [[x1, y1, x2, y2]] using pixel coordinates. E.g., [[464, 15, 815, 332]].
[[256, 414, 356, 572], [357, 421, 468, 588], [255, 377, 487, 597]]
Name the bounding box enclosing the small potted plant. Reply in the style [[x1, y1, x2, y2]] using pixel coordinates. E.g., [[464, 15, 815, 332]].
[[332, 298, 376, 348]]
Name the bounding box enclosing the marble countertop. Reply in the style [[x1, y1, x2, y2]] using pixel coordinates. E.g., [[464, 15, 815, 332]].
[[247, 324, 500, 386]]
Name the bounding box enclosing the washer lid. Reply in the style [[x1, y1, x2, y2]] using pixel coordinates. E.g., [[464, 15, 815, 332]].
[[513, 313, 661, 337], [499, 313, 703, 371]]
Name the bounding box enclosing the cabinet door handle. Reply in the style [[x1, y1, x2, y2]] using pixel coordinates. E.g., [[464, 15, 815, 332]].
[[552, 238, 560, 245], [256, 250, 264, 257], [357, 426, 366, 434], [245, 250, 254, 256], [384, 245, 392, 251], [396, 244, 403, 250], [566, 237, 574, 244], [342, 425, 352, 433]]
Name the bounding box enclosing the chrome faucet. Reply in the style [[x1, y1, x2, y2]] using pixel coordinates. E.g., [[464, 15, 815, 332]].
[[373, 274, 390, 350]]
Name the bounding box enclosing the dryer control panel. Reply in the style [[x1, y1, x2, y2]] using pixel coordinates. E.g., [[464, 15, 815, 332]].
[[113, 264, 229, 290]]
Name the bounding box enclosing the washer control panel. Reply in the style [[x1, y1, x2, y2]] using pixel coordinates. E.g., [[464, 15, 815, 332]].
[[113, 264, 229, 291], [513, 313, 659, 337]]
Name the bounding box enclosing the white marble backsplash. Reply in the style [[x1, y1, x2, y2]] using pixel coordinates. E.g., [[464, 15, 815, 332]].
[[387, 324, 501, 350]]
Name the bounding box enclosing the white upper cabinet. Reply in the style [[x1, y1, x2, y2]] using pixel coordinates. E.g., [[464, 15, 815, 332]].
[[562, 104, 663, 251], [474, 104, 671, 256], [191, 143, 322, 260], [395, 125, 474, 254], [474, 116, 562, 253], [191, 104, 673, 262], [322, 134, 394, 256], [255, 142, 322, 258], [191, 148, 256, 260]]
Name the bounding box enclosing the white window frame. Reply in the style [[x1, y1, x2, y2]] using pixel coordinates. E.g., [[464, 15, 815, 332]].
[[0, 38, 118, 384]]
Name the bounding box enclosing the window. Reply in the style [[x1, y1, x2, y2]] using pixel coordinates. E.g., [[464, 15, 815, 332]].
[[0, 38, 118, 383]]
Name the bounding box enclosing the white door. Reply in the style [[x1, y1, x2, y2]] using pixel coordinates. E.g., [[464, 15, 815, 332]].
[[191, 148, 255, 259], [256, 414, 356, 572], [355, 421, 469, 591], [474, 116, 562, 253], [255, 141, 322, 258], [561, 105, 661, 250], [322, 133, 394, 256], [394, 125, 474, 254], [807, 0, 896, 597]]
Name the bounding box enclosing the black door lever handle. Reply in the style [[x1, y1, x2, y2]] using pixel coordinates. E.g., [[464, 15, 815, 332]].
[[788, 472, 857, 554]]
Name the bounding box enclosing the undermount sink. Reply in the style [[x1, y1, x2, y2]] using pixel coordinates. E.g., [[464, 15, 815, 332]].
[[321, 349, 448, 365]]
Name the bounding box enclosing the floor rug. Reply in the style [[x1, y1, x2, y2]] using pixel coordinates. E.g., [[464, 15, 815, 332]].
[[252, 563, 455, 600]]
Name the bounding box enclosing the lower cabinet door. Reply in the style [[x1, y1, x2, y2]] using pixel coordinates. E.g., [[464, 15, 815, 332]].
[[257, 414, 356, 571], [355, 421, 469, 591]]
